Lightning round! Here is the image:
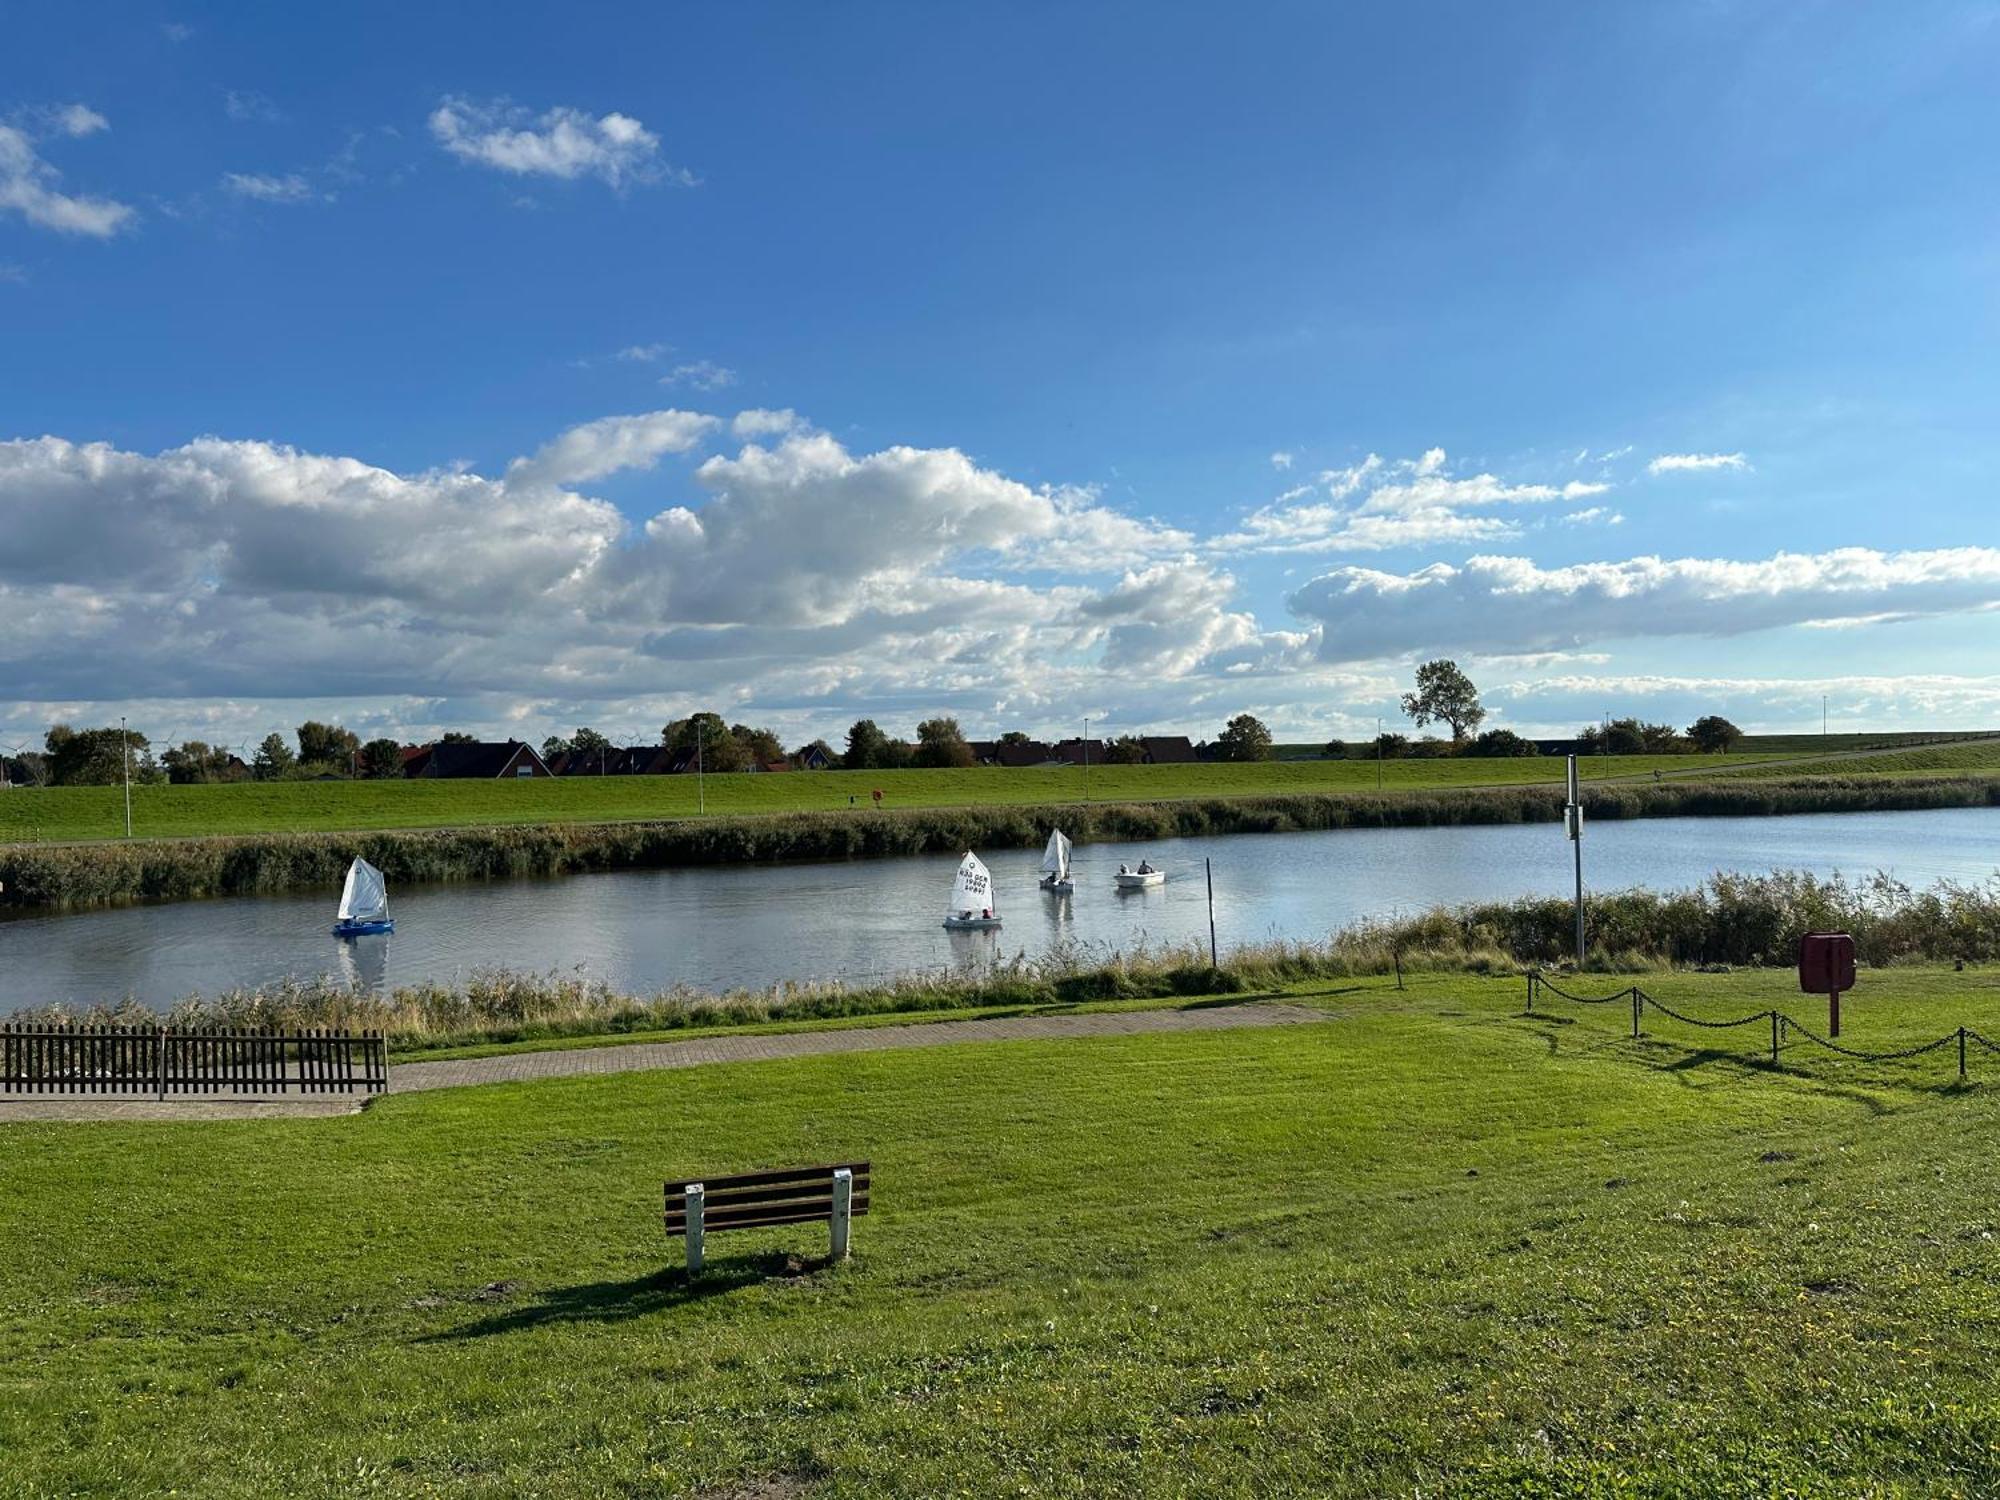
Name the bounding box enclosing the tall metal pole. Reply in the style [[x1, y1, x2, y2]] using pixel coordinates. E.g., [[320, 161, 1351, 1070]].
[[696, 721, 705, 815], [1082, 716, 1090, 803], [1205, 857, 1217, 969], [1375, 716, 1382, 792], [1566, 753, 1584, 964], [120, 714, 132, 838], [1822, 695, 1827, 737]]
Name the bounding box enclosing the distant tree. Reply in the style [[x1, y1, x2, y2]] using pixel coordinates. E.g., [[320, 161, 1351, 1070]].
[[1214, 714, 1274, 763], [1322, 738, 1347, 760], [541, 734, 572, 761], [162, 740, 242, 784], [1468, 728, 1539, 758], [44, 724, 156, 787], [1105, 734, 1148, 764], [664, 712, 746, 772], [1372, 732, 1409, 759], [997, 730, 1034, 748], [913, 717, 976, 769], [4, 750, 48, 787], [296, 720, 360, 770], [438, 731, 479, 745], [1686, 715, 1744, 754], [1405, 737, 1457, 759], [843, 719, 890, 771], [252, 732, 296, 780], [732, 724, 786, 765], [571, 727, 613, 754], [1400, 659, 1486, 742], [358, 738, 404, 779], [1598, 719, 1647, 755]]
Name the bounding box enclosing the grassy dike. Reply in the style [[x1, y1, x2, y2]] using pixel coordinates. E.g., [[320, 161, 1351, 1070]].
[[7, 965, 2000, 1496], [4, 770, 1997, 912]]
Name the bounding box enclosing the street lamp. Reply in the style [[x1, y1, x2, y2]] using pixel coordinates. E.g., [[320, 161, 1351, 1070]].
[[1082, 716, 1090, 802]]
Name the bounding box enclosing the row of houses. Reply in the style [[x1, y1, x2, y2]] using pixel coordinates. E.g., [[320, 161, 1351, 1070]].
[[395, 735, 1200, 779]]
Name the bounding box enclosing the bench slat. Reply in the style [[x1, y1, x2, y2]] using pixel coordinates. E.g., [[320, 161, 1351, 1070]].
[[665, 1178, 870, 1213], [665, 1194, 870, 1235], [664, 1161, 869, 1197]]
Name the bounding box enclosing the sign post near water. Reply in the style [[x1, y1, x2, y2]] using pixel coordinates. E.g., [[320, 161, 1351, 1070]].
[[1565, 754, 1585, 964], [1799, 931, 1857, 1039]]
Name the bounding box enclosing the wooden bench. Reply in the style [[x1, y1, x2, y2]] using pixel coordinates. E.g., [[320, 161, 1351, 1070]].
[[664, 1161, 870, 1274]]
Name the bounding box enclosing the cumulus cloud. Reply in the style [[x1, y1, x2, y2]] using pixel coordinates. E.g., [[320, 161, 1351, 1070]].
[[1269, 451, 1294, 470], [732, 408, 802, 438], [220, 171, 314, 202], [1648, 452, 1748, 475], [1558, 507, 1623, 526], [506, 410, 718, 488], [429, 97, 689, 189], [0, 416, 1255, 724], [1213, 447, 1609, 555], [223, 90, 282, 124], [0, 113, 133, 237], [1289, 547, 2000, 662]]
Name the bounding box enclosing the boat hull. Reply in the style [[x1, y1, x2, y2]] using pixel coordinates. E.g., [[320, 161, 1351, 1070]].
[[333, 918, 394, 937], [1114, 872, 1165, 890], [942, 916, 1003, 930], [1039, 877, 1075, 895]]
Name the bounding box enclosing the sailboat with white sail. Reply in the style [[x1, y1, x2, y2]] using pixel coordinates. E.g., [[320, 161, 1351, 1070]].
[[1038, 828, 1074, 894], [941, 851, 1002, 930], [332, 857, 394, 937]]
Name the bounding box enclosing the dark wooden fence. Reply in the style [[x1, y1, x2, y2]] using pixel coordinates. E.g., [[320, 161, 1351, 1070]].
[[0, 1026, 387, 1098]]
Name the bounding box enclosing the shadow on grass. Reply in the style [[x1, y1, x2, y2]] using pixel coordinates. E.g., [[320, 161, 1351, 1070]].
[[418, 1252, 835, 1342]]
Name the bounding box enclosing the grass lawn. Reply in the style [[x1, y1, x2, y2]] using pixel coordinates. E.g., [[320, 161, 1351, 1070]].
[[0, 751, 1807, 843], [7, 966, 2000, 1496]]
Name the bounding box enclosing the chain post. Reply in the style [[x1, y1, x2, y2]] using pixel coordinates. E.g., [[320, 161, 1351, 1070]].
[[1769, 1011, 1779, 1066], [1526, 972, 1535, 1014], [1631, 989, 1641, 1039]]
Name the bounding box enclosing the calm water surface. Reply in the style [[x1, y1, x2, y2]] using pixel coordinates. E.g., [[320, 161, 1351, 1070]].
[[3, 807, 1996, 1011]]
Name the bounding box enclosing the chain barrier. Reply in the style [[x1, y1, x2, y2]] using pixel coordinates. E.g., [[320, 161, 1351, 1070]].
[[1524, 971, 1989, 1081]]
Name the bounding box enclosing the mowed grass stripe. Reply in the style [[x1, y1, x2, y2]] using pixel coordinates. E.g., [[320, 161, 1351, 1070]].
[[4, 970, 1999, 1495]]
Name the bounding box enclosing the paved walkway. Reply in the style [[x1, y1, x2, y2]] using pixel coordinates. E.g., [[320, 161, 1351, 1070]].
[[0, 1001, 1329, 1120], [389, 1000, 1330, 1094]]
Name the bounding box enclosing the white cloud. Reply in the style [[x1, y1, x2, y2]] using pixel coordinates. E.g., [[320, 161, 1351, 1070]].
[[223, 90, 282, 124], [0, 115, 134, 237], [429, 97, 688, 189], [615, 342, 671, 363], [161, 22, 193, 41], [1289, 547, 2000, 662], [1214, 448, 1610, 555], [1269, 450, 1294, 470], [660, 360, 736, 391], [1648, 451, 1748, 475], [732, 408, 802, 438], [506, 409, 718, 487], [220, 172, 314, 203], [1558, 507, 1623, 526], [52, 104, 108, 138]]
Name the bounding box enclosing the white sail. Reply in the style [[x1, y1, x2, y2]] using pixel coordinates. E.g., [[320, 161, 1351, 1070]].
[[947, 852, 995, 916], [1040, 828, 1071, 881], [337, 858, 388, 923]]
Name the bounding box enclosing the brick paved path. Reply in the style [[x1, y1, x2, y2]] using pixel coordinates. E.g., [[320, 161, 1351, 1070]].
[[390, 1000, 1328, 1094]]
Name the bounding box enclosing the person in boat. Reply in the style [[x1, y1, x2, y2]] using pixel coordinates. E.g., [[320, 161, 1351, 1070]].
[[1137, 860, 1155, 875], [1118, 863, 1129, 875], [982, 907, 992, 919]]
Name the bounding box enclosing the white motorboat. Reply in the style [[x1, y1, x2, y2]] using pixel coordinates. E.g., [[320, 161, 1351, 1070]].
[[942, 851, 1003, 929], [1114, 860, 1166, 890], [1037, 828, 1075, 895]]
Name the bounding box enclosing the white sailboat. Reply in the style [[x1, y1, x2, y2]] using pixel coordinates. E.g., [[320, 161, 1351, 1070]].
[[332, 857, 394, 936], [1038, 828, 1075, 894], [941, 851, 1002, 930], [1114, 858, 1166, 890]]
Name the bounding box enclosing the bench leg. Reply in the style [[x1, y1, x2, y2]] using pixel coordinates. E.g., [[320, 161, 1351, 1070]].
[[686, 1183, 705, 1276], [830, 1167, 852, 1261]]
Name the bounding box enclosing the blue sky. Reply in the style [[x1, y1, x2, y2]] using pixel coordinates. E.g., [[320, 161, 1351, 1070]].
[[4, 2, 1999, 753]]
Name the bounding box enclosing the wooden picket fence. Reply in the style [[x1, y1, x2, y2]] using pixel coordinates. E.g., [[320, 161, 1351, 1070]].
[[0, 1025, 387, 1098]]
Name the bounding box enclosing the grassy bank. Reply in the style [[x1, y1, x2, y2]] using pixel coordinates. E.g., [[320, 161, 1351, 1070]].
[[7, 967, 2000, 1495], [18, 871, 2000, 1053], [5, 771, 1997, 912], [0, 750, 1798, 844]]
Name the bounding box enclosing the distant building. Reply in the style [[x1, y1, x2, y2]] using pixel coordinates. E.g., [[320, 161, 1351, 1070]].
[[793, 744, 836, 770], [549, 746, 675, 776], [403, 740, 550, 779], [1133, 735, 1197, 764]]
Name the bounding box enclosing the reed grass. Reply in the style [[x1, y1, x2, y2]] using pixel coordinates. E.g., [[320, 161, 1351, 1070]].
[[16, 870, 1996, 1051], [4, 772, 1995, 912]]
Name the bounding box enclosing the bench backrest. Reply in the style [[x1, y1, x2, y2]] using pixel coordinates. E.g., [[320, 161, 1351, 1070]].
[[664, 1161, 871, 1238]]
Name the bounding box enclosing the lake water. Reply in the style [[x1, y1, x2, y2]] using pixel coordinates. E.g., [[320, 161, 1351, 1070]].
[[3, 807, 1997, 1012]]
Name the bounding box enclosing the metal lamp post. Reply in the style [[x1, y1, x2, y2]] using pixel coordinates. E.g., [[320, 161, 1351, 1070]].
[[120, 714, 133, 838]]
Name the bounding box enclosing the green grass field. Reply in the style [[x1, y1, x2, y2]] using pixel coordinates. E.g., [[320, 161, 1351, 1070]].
[[0, 751, 1812, 843], [7, 966, 2000, 1496]]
